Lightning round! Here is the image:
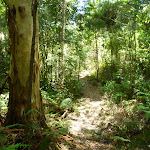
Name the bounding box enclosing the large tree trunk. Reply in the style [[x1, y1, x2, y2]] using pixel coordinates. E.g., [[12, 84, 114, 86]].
[[5, 0, 45, 127]]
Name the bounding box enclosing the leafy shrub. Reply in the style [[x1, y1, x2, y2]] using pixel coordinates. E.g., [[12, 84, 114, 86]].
[[0, 124, 30, 150], [88, 75, 99, 85], [98, 62, 118, 81], [114, 93, 127, 104], [1, 143, 30, 150], [130, 129, 150, 149], [60, 98, 72, 109], [110, 136, 131, 142], [64, 78, 83, 98], [137, 103, 150, 120], [42, 89, 75, 116], [0, 93, 9, 115], [102, 80, 131, 104]]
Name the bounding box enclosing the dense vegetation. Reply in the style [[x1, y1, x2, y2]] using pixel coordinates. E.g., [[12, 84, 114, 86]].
[[0, 0, 150, 149]]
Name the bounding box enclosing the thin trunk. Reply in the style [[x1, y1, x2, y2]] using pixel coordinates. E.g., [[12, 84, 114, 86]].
[[108, 28, 114, 79], [60, 0, 66, 86], [133, 0, 137, 71], [78, 58, 80, 82], [128, 31, 134, 96], [95, 33, 99, 79], [56, 56, 59, 83]]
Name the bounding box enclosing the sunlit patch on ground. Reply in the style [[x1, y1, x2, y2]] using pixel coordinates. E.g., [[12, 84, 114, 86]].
[[59, 71, 146, 150], [79, 70, 90, 78], [63, 74, 116, 149]]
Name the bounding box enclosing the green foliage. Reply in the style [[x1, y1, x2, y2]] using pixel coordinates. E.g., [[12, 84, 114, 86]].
[[60, 98, 72, 109], [110, 136, 131, 142], [137, 103, 150, 120], [130, 129, 150, 149], [88, 75, 99, 85], [135, 91, 150, 103], [114, 93, 126, 104], [98, 62, 118, 83], [0, 41, 10, 85], [65, 78, 83, 98], [42, 88, 75, 117], [38, 136, 53, 150], [42, 128, 68, 137], [0, 134, 7, 147], [0, 124, 29, 150], [0, 93, 9, 113], [0, 3, 9, 89], [41, 124, 68, 149], [102, 79, 131, 104], [1, 143, 30, 150], [0, 124, 24, 131], [38, 126, 67, 149], [26, 109, 42, 116], [124, 118, 140, 132]]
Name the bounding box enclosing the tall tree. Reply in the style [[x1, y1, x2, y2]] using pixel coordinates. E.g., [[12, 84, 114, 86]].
[[84, 1, 105, 78], [4, 0, 46, 127], [58, 0, 66, 90]]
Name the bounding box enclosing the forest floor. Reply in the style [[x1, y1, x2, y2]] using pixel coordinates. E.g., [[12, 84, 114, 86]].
[[58, 71, 124, 150]]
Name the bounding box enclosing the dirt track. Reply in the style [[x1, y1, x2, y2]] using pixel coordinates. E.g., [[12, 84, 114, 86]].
[[62, 71, 118, 150]]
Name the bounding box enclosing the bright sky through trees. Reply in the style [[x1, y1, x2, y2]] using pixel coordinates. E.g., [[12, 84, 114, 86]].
[[77, 0, 87, 13]]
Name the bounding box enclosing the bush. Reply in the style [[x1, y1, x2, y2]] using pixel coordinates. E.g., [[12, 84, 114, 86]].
[[102, 80, 131, 104], [64, 78, 83, 98]]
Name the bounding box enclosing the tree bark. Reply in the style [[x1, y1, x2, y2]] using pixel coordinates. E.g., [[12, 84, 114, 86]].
[[5, 0, 46, 127]]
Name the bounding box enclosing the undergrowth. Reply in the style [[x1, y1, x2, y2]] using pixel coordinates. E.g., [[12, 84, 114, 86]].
[[0, 120, 69, 150], [89, 64, 150, 149]]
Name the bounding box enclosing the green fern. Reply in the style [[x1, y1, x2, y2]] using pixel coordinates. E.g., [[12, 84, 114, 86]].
[[38, 136, 51, 150], [110, 136, 131, 142], [0, 124, 24, 132], [137, 103, 150, 120], [26, 109, 42, 116], [42, 128, 68, 137], [1, 143, 31, 150]]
